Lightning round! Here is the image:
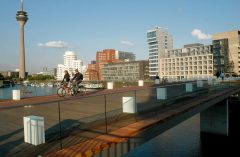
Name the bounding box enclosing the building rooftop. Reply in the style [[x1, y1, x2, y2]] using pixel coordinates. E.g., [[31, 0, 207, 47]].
[[183, 43, 204, 48]]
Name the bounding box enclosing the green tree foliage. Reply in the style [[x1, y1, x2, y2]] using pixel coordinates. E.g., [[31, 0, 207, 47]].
[[28, 74, 54, 81], [0, 73, 4, 80]]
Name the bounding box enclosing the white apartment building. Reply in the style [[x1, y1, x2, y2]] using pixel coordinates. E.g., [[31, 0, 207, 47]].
[[159, 44, 213, 80], [147, 27, 173, 78], [57, 51, 83, 80]]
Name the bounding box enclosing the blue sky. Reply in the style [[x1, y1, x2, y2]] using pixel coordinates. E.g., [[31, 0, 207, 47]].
[[0, 0, 239, 73]]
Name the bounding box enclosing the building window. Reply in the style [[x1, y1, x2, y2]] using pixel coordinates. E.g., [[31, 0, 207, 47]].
[[147, 31, 157, 38]]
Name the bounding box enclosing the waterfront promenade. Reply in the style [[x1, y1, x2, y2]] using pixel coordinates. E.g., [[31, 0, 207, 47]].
[[0, 80, 240, 157]]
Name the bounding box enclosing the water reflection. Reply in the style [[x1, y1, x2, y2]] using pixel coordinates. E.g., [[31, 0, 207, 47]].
[[0, 85, 57, 100]]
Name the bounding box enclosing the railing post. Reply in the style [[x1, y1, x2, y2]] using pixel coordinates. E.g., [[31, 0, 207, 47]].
[[58, 101, 63, 149], [104, 94, 108, 134], [134, 90, 137, 106]]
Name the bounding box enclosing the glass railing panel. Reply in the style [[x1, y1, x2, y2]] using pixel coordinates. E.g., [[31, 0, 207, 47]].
[[59, 95, 105, 149], [0, 102, 60, 157]]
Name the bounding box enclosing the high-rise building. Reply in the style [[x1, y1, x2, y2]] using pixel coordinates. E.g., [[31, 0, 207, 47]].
[[212, 30, 240, 76], [57, 51, 83, 80], [64, 51, 77, 67], [147, 27, 173, 79], [16, 0, 28, 79], [96, 49, 135, 80]]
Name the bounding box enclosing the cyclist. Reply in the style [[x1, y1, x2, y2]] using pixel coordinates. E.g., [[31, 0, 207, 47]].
[[61, 70, 70, 86], [71, 69, 83, 87]]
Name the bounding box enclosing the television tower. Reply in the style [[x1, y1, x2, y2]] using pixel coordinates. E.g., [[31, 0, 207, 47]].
[[16, 0, 28, 79]]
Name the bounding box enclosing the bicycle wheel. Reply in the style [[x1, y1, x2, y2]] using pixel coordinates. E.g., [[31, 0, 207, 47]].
[[57, 87, 66, 97], [79, 86, 87, 95], [67, 87, 75, 96], [70, 86, 78, 96]]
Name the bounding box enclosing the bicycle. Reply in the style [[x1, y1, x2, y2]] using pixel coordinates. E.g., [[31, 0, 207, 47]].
[[57, 82, 87, 97], [71, 82, 87, 96], [57, 82, 74, 97]]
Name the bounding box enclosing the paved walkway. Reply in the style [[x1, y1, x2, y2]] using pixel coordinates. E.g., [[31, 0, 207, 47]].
[[0, 86, 150, 108]]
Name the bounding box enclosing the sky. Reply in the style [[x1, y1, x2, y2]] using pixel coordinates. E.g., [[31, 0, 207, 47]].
[[0, 0, 239, 74]]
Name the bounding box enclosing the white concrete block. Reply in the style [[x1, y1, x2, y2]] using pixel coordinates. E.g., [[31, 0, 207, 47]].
[[157, 88, 167, 100], [154, 79, 160, 84], [208, 78, 213, 85], [186, 83, 193, 92], [23, 116, 45, 146], [122, 97, 137, 113], [197, 80, 203, 88], [107, 82, 113, 89], [12, 90, 21, 100], [138, 80, 144, 86]]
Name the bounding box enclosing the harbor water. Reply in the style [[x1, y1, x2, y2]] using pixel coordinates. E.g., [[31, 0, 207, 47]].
[[124, 111, 239, 157], [0, 85, 57, 100]]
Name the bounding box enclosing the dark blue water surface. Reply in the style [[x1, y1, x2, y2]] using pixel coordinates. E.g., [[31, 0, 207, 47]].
[[124, 112, 239, 157], [0, 85, 57, 100], [124, 114, 200, 157]]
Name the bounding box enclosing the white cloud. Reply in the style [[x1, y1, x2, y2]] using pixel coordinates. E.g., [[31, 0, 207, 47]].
[[191, 29, 212, 40], [37, 40, 69, 48], [121, 40, 134, 46]]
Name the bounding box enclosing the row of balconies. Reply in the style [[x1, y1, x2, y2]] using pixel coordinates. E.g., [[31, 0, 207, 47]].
[[162, 56, 213, 62], [102, 71, 139, 74], [162, 70, 213, 75], [161, 60, 212, 64], [162, 61, 213, 66], [168, 51, 211, 57], [162, 66, 213, 70], [102, 75, 139, 78]]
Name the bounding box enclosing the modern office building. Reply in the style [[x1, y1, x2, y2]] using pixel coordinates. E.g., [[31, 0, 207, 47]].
[[102, 60, 149, 81], [57, 51, 83, 80], [212, 30, 240, 76], [159, 44, 213, 79], [96, 49, 135, 80], [115, 50, 136, 62], [16, 0, 28, 79], [147, 27, 173, 78]]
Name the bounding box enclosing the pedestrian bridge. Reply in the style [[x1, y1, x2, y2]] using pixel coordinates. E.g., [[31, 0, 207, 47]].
[[0, 80, 240, 157]]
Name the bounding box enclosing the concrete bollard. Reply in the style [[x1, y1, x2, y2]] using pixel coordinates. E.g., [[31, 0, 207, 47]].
[[107, 82, 113, 89], [208, 78, 213, 86], [157, 88, 167, 100], [122, 97, 137, 113], [12, 90, 21, 100], [155, 79, 160, 84], [186, 83, 193, 92], [197, 80, 203, 88], [138, 80, 144, 86], [23, 116, 45, 146]]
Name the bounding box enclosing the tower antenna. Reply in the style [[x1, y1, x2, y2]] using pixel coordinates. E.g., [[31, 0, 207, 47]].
[[21, 0, 23, 11]]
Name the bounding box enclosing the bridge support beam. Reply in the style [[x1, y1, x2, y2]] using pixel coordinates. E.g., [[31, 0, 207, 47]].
[[200, 99, 228, 136]]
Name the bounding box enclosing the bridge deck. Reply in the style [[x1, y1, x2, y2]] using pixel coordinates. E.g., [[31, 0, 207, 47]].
[[1, 84, 239, 157], [43, 87, 240, 157]]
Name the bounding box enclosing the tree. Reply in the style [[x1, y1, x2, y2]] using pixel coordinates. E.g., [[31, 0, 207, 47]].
[[0, 74, 4, 80], [28, 74, 54, 81]]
